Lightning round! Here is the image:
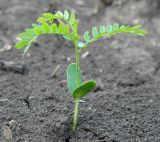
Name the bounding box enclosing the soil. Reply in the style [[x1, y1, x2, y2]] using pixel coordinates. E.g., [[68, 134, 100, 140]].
[[0, 0, 160, 141]]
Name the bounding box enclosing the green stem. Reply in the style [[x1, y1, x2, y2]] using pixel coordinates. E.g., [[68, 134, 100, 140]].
[[72, 42, 80, 131], [75, 43, 80, 86], [73, 98, 79, 131]]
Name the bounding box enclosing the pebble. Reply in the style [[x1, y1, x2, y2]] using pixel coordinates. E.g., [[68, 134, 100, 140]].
[[82, 51, 90, 59]]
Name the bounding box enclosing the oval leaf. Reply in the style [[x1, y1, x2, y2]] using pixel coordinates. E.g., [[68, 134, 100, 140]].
[[18, 33, 33, 40], [83, 31, 90, 42], [78, 42, 85, 48], [51, 23, 57, 33], [42, 23, 50, 33], [69, 11, 75, 24], [15, 40, 28, 49], [92, 27, 99, 37], [73, 80, 96, 99], [107, 25, 112, 33], [64, 10, 69, 20], [56, 11, 63, 17], [67, 63, 82, 95], [100, 26, 106, 33]]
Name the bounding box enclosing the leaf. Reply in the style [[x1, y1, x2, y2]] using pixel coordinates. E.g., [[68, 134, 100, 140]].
[[63, 24, 69, 35], [107, 25, 113, 33], [42, 23, 50, 33], [34, 27, 42, 35], [58, 23, 64, 33], [69, 11, 76, 24], [51, 23, 57, 33], [92, 27, 99, 37], [18, 32, 33, 40], [113, 23, 119, 31], [64, 10, 69, 20], [25, 28, 35, 35], [120, 25, 126, 31], [67, 63, 82, 95], [15, 40, 28, 49], [37, 17, 47, 23], [100, 26, 106, 33], [83, 31, 90, 42], [56, 11, 63, 17], [42, 13, 54, 19], [32, 24, 42, 35], [78, 42, 85, 48], [73, 80, 96, 99]]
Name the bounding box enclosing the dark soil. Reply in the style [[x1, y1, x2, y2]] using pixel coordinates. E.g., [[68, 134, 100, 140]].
[[0, 0, 160, 141]]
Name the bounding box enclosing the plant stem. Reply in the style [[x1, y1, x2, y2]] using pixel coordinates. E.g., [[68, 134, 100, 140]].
[[72, 42, 80, 131], [73, 98, 79, 131], [75, 43, 80, 86]]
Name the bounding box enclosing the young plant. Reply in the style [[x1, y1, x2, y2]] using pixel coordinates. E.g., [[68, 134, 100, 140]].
[[15, 10, 147, 131]]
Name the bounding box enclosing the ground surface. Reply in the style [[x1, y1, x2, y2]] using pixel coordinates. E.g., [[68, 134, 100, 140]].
[[0, 0, 160, 141]]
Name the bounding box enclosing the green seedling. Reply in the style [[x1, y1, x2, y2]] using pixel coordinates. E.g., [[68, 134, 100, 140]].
[[15, 10, 147, 131]]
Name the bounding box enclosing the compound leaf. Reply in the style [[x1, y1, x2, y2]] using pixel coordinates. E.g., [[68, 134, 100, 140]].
[[73, 80, 96, 99]]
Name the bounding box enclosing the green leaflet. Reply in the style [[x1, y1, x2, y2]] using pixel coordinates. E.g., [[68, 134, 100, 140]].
[[51, 23, 57, 33], [58, 23, 64, 33], [18, 32, 33, 40], [25, 28, 35, 35], [113, 23, 119, 31], [15, 40, 28, 49], [78, 42, 85, 48], [63, 24, 69, 35], [69, 11, 76, 24], [56, 11, 64, 17], [64, 10, 69, 20], [67, 63, 82, 95], [100, 26, 106, 33], [107, 25, 113, 33], [92, 26, 99, 37], [37, 12, 55, 23], [83, 31, 90, 42], [73, 80, 96, 99], [42, 23, 50, 33]]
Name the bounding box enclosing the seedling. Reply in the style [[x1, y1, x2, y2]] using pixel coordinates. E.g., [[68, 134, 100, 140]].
[[15, 10, 147, 131]]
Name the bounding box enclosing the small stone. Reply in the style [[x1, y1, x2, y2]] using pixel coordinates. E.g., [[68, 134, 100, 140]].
[[82, 52, 90, 59]]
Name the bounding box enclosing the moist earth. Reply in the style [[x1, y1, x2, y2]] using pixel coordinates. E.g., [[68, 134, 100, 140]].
[[0, 0, 160, 142]]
